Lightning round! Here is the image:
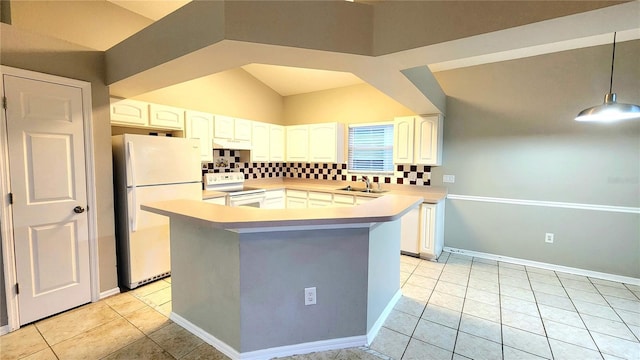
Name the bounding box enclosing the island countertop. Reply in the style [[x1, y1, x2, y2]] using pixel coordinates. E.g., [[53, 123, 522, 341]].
[[142, 194, 423, 230]]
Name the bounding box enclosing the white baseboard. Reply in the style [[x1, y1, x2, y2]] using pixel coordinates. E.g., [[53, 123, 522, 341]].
[[366, 289, 402, 346], [99, 287, 121, 299], [170, 312, 368, 360], [0, 324, 10, 336], [444, 247, 640, 286]]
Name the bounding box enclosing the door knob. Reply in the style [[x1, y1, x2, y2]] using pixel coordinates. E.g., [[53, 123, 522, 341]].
[[73, 206, 85, 214]]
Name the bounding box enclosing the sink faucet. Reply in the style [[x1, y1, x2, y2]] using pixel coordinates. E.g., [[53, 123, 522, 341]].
[[361, 176, 371, 190]]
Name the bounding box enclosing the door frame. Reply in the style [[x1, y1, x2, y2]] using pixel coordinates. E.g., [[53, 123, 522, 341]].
[[0, 66, 100, 332]]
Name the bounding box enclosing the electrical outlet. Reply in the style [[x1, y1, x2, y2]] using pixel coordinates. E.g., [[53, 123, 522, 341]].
[[443, 175, 456, 183], [545, 233, 554, 244], [304, 287, 316, 306]]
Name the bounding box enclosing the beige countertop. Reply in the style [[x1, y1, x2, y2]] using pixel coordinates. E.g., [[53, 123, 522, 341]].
[[144, 194, 423, 230], [201, 190, 227, 200], [202, 178, 447, 203]]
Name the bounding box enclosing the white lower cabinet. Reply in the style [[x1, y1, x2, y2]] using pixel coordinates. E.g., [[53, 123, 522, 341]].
[[355, 196, 373, 205], [419, 202, 445, 260], [263, 189, 285, 209], [332, 194, 354, 207], [204, 197, 226, 205], [286, 189, 308, 208], [400, 206, 421, 255], [308, 191, 332, 208]]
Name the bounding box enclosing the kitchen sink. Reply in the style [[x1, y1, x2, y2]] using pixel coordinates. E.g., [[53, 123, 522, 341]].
[[337, 186, 362, 192], [360, 189, 388, 194], [336, 186, 387, 194]]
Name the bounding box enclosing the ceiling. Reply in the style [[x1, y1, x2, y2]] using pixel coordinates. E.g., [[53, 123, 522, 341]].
[[9, 1, 640, 100], [105, 0, 364, 96]]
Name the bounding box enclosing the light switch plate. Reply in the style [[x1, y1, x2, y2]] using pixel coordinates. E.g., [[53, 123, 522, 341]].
[[443, 175, 456, 183]]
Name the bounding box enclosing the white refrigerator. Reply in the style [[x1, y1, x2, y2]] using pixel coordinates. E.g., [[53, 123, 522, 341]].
[[112, 134, 202, 289]]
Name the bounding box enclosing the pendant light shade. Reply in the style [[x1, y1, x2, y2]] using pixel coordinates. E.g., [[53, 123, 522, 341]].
[[575, 32, 640, 122]]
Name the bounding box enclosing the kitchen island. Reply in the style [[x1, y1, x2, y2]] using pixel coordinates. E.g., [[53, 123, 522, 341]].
[[142, 195, 422, 360]]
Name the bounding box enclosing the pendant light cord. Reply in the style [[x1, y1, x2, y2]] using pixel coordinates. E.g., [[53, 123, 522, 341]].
[[609, 32, 616, 94]]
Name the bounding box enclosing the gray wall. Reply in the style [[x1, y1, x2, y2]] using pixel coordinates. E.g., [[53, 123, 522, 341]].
[[432, 40, 640, 277], [240, 228, 369, 352]]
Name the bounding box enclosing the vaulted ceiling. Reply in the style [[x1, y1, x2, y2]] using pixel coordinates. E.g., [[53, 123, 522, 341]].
[[7, 1, 640, 114]]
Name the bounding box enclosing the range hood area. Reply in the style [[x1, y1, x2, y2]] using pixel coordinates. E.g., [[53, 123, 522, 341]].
[[212, 138, 251, 150]]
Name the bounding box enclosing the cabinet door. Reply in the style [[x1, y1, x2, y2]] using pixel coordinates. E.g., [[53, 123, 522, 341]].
[[286, 125, 309, 162], [149, 104, 184, 130], [355, 196, 373, 205], [400, 206, 420, 255], [185, 111, 214, 162], [308, 191, 332, 208], [333, 194, 354, 207], [264, 190, 285, 209], [269, 125, 285, 162], [251, 122, 270, 162], [286, 197, 308, 208], [414, 115, 443, 166], [309, 123, 338, 163], [309, 199, 332, 208], [214, 115, 234, 139], [393, 116, 414, 164], [234, 118, 252, 142], [110, 98, 148, 126], [419, 203, 437, 258]]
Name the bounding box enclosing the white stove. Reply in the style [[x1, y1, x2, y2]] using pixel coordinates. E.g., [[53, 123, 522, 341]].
[[204, 173, 266, 207]]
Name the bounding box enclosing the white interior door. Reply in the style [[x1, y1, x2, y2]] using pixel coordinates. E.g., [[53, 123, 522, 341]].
[[3, 74, 91, 325]]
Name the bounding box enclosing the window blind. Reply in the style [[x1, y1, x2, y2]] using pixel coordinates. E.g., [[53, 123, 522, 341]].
[[348, 124, 394, 173]]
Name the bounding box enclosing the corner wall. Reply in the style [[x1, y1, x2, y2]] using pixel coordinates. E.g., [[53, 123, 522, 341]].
[[432, 40, 640, 278]]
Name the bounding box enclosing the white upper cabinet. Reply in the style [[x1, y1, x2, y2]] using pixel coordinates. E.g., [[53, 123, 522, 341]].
[[286, 122, 344, 163], [286, 125, 310, 162], [149, 104, 185, 130], [414, 115, 443, 166], [185, 111, 214, 163], [213, 115, 252, 149], [234, 118, 252, 142], [213, 115, 235, 139], [393, 114, 443, 166], [309, 122, 344, 163], [393, 116, 415, 164], [110, 98, 148, 127], [251, 121, 270, 162], [269, 124, 285, 162]]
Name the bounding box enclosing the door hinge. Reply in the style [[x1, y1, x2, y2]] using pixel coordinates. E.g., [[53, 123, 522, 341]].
[[2, 96, 6, 110], [15, 283, 19, 295], [8, 192, 13, 205]]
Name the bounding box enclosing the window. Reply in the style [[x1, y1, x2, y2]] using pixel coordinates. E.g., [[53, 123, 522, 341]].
[[348, 123, 394, 173]]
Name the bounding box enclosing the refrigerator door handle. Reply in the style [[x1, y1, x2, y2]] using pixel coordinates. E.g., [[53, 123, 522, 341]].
[[127, 141, 138, 232]]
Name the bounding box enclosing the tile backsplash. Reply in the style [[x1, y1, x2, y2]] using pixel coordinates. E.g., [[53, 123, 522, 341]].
[[203, 150, 431, 186]]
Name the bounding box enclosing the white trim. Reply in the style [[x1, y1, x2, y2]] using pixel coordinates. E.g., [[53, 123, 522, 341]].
[[80, 82, 101, 304], [0, 68, 20, 331], [170, 312, 367, 360], [348, 121, 394, 128], [0, 325, 10, 336], [444, 247, 640, 286], [0, 66, 99, 330], [99, 287, 121, 299], [447, 194, 639, 214], [366, 289, 402, 346]]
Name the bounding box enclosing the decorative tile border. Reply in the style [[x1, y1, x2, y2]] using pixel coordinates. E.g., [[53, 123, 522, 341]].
[[202, 150, 432, 186]]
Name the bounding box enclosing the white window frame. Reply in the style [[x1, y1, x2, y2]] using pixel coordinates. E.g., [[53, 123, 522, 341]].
[[347, 122, 394, 175]]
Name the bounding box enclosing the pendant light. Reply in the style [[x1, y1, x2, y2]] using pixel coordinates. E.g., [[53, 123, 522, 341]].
[[575, 32, 640, 122]]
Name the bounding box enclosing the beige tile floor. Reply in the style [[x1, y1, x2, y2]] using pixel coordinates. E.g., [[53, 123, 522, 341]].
[[1, 252, 639, 360]]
